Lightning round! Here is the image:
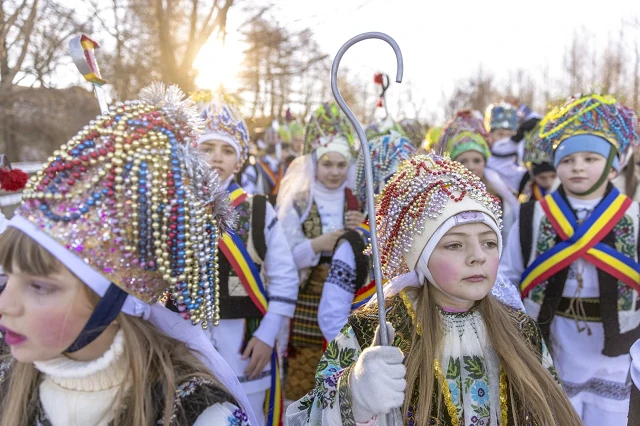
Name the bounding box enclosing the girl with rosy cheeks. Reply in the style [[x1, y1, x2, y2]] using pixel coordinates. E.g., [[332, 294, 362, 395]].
[[0, 87, 257, 426], [276, 101, 365, 401], [0, 262, 108, 364], [427, 222, 500, 310], [287, 154, 580, 426]]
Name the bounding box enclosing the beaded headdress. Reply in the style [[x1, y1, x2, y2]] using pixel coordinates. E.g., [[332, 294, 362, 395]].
[[355, 132, 416, 203], [398, 118, 426, 149], [523, 117, 551, 168], [303, 101, 357, 155], [439, 110, 491, 160], [539, 94, 640, 159], [376, 154, 502, 277], [484, 102, 518, 132], [15, 83, 235, 327], [193, 91, 250, 163]]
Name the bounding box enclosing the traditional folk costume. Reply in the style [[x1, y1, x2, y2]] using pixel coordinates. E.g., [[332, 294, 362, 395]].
[[2, 83, 257, 425], [277, 102, 361, 401], [438, 111, 518, 243], [515, 116, 556, 203], [500, 94, 640, 425], [194, 96, 299, 426], [287, 154, 557, 426], [318, 133, 416, 342], [484, 103, 527, 193]]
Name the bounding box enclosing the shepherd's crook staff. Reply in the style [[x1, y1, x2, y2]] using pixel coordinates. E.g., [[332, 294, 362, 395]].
[[69, 35, 109, 115], [331, 32, 403, 425]]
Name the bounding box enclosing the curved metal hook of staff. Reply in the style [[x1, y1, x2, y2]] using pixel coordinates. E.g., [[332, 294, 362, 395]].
[[331, 31, 402, 347], [331, 32, 403, 426]]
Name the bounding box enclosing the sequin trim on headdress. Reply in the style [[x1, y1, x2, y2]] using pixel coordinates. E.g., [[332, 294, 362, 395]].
[[303, 101, 356, 155], [355, 133, 416, 203], [538, 94, 640, 159], [19, 83, 236, 327], [376, 154, 502, 277], [439, 110, 491, 160], [189, 90, 250, 163], [523, 116, 551, 168]]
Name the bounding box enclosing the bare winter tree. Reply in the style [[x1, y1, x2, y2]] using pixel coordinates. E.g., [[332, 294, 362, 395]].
[[89, 0, 235, 99]]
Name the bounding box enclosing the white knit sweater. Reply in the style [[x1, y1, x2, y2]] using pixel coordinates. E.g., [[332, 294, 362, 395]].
[[33, 330, 250, 425]]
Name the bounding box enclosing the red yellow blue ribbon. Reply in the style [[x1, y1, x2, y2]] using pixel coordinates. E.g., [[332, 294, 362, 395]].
[[221, 182, 281, 426], [531, 183, 545, 202], [257, 160, 285, 195], [521, 188, 640, 297]]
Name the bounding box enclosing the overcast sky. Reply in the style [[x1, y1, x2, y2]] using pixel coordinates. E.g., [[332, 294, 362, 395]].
[[193, 0, 640, 122]]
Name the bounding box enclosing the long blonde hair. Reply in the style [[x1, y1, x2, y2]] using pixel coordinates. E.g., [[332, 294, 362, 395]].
[[402, 284, 582, 426], [0, 227, 230, 426]]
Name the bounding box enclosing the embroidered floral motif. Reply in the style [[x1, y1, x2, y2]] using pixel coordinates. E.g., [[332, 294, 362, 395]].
[[228, 407, 250, 426], [563, 377, 631, 401], [614, 215, 636, 311], [235, 199, 252, 242], [326, 259, 357, 293], [530, 217, 555, 304]]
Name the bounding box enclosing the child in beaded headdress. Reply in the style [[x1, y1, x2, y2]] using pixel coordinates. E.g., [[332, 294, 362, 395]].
[[438, 110, 519, 243], [187, 94, 299, 426], [484, 102, 527, 193], [0, 83, 258, 426], [515, 116, 557, 203], [286, 154, 581, 426], [500, 94, 640, 426], [317, 132, 416, 343], [276, 101, 365, 402]]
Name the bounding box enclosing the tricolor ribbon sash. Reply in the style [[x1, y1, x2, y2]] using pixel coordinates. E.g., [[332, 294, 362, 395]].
[[521, 188, 640, 297], [352, 279, 378, 309], [355, 222, 371, 238], [531, 183, 545, 202], [257, 160, 285, 195], [220, 182, 282, 426]]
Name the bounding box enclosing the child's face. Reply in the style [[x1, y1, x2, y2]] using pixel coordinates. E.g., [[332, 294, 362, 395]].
[[199, 140, 241, 183], [0, 264, 94, 363], [533, 171, 556, 191], [556, 152, 615, 198], [455, 151, 486, 179], [316, 152, 349, 189], [427, 223, 499, 309]]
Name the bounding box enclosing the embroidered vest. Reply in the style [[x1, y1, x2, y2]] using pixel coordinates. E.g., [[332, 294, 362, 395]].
[[290, 188, 360, 348], [218, 196, 268, 320], [348, 294, 549, 425], [520, 185, 640, 356]]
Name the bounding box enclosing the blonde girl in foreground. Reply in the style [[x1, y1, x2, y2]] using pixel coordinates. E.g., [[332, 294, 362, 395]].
[[0, 85, 256, 426], [287, 154, 581, 425]]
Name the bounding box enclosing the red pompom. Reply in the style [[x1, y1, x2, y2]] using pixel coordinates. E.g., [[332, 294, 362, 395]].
[[376, 98, 384, 108], [373, 73, 384, 85], [0, 168, 29, 191]]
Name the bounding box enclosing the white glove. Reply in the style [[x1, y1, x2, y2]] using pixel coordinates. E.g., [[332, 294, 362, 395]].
[[350, 323, 405, 423]]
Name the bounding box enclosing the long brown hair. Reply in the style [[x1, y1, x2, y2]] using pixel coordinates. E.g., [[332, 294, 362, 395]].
[[0, 227, 230, 426], [402, 285, 581, 426]]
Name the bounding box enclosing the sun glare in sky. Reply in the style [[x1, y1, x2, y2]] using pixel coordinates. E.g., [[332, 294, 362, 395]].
[[194, 35, 244, 92]]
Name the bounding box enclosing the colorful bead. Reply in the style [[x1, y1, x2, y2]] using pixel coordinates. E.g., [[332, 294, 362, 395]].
[[375, 154, 502, 278], [19, 84, 236, 328]]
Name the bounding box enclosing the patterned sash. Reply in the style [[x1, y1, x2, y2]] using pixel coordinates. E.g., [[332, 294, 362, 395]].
[[521, 188, 640, 297], [256, 160, 285, 195], [219, 182, 282, 426]]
